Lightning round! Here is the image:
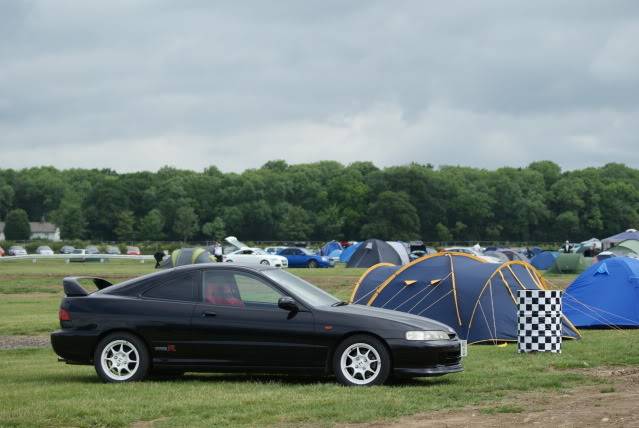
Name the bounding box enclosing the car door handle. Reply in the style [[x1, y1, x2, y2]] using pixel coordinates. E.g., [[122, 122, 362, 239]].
[[202, 311, 217, 317]]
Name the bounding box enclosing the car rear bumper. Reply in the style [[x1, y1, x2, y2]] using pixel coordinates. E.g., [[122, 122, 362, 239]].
[[386, 338, 463, 377], [51, 330, 100, 364]]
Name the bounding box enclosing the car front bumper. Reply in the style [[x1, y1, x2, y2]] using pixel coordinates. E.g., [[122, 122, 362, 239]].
[[386, 338, 463, 377]]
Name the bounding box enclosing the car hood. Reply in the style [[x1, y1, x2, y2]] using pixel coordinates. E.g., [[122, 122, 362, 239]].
[[322, 303, 456, 333]]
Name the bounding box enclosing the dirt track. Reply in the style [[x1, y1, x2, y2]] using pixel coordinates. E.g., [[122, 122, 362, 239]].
[[342, 367, 639, 428], [0, 335, 50, 350]]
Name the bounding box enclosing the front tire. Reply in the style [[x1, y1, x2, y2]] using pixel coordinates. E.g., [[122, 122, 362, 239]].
[[333, 335, 391, 386], [260, 260, 270, 265], [94, 332, 149, 383], [307, 259, 318, 268]]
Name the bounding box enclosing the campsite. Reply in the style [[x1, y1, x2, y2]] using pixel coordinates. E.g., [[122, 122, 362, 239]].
[[1, 245, 639, 426]]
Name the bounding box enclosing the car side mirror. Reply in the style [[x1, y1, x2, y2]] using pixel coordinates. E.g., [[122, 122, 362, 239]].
[[278, 296, 299, 312]]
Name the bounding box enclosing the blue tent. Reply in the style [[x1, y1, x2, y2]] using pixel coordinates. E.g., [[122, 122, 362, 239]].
[[530, 251, 560, 270], [564, 257, 639, 328], [320, 241, 343, 256], [328, 249, 343, 259], [350, 253, 580, 343], [339, 242, 362, 263]]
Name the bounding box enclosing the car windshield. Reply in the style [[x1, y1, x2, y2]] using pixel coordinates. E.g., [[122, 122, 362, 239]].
[[250, 248, 267, 255], [299, 248, 315, 255], [263, 269, 339, 307]]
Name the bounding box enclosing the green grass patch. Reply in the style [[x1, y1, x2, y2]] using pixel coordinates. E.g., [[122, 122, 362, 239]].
[[0, 294, 60, 335], [1, 331, 637, 427]]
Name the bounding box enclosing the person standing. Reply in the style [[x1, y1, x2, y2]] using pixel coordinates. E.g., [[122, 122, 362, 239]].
[[213, 242, 223, 262]]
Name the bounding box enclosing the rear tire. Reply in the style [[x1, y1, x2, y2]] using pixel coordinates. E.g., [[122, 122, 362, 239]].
[[333, 335, 391, 386], [94, 332, 149, 383], [307, 259, 318, 268]]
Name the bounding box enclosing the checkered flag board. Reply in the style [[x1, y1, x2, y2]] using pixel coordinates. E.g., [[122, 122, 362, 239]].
[[517, 290, 563, 353], [517, 289, 562, 313]]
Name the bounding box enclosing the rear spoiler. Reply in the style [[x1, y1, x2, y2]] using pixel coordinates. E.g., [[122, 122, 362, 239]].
[[62, 277, 113, 297]]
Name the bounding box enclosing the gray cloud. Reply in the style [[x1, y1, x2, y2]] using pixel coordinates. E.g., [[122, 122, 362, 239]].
[[1, 0, 638, 172]]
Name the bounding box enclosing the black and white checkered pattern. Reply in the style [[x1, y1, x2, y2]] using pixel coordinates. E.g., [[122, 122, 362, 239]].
[[517, 290, 563, 353]]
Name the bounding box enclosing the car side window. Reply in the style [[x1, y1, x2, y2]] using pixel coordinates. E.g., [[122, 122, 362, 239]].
[[202, 270, 282, 308], [295, 249, 303, 255], [234, 273, 282, 305], [280, 249, 291, 255], [142, 272, 199, 302]]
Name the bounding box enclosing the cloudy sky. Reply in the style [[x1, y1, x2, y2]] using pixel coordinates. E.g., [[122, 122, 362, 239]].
[[1, 1, 638, 172]]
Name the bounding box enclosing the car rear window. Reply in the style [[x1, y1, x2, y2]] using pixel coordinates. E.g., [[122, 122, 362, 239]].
[[142, 272, 199, 302]]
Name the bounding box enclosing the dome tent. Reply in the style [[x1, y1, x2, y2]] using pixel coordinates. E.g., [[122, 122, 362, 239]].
[[159, 247, 216, 269], [602, 229, 639, 250], [530, 251, 560, 270], [349, 252, 580, 343], [609, 239, 639, 257], [564, 257, 639, 328], [548, 253, 592, 274], [320, 241, 343, 257], [346, 239, 403, 268], [339, 242, 362, 263]]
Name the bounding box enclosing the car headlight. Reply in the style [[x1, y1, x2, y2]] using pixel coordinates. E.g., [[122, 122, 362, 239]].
[[405, 331, 450, 341], [321, 256, 328, 261]]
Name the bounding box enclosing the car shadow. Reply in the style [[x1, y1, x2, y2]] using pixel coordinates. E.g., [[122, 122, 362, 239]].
[[36, 371, 454, 387]]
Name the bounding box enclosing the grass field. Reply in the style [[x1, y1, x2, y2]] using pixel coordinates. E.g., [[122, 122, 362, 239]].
[[0, 260, 637, 427]]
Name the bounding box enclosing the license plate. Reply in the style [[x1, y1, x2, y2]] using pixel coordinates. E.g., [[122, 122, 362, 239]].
[[460, 340, 468, 358]]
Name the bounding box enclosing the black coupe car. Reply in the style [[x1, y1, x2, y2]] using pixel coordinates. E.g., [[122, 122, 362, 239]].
[[51, 265, 463, 386]]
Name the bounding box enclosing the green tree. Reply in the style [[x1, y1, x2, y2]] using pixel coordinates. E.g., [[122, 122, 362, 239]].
[[435, 223, 452, 242], [55, 205, 87, 239], [202, 217, 226, 241], [114, 210, 136, 241], [138, 209, 165, 241], [276, 204, 312, 240], [360, 191, 420, 241], [173, 206, 199, 241], [4, 209, 31, 240]]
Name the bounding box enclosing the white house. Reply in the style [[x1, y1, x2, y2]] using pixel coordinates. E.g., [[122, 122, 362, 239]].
[[0, 222, 61, 241]]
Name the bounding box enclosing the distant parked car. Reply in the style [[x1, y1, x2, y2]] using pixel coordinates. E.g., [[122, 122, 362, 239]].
[[264, 246, 286, 255], [223, 248, 288, 268], [8, 246, 27, 256], [277, 247, 333, 268], [106, 246, 121, 255], [0, 246, 4, 257], [60, 245, 75, 254], [36, 246, 54, 255], [86, 246, 100, 255], [126, 246, 141, 255]]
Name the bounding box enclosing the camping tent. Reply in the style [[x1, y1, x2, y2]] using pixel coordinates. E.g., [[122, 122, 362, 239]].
[[530, 251, 560, 270], [500, 249, 528, 262], [580, 238, 602, 251], [483, 251, 509, 263], [602, 229, 639, 250], [320, 241, 343, 257], [339, 242, 362, 263], [349, 252, 580, 343], [387, 241, 410, 265], [159, 247, 216, 269], [346, 239, 403, 268], [548, 253, 592, 274], [609, 239, 639, 257], [564, 257, 639, 327]]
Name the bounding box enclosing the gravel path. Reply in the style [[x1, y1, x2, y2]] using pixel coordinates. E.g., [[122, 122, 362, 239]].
[[0, 335, 50, 350]]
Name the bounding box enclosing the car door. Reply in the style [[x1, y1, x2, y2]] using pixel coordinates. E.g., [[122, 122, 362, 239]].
[[135, 271, 200, 363], [190, 268, 324, 368], [288, 249, 306, 267]]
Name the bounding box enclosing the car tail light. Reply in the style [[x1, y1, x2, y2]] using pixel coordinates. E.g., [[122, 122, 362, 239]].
[[59, 308, 71, 321]]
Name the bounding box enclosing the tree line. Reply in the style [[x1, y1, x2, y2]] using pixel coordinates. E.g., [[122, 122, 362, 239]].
[[0, 160, 637, 243]]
